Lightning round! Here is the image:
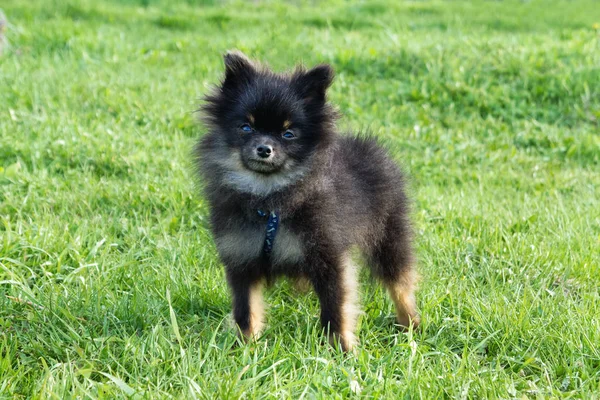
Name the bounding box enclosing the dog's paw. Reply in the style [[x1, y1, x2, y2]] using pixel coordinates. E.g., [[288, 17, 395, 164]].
[[329, 331, 358, 354], [396, 313, 420, 333]]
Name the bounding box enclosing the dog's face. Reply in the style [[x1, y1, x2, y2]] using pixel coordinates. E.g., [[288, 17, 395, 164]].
[[202, 51, 336, 196]]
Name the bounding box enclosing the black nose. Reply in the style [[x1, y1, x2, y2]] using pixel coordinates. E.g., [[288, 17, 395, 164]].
[[256, 144, 273, 158]]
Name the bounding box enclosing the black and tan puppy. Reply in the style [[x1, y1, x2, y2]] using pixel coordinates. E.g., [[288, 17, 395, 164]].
[[196, 51, 419, 351]]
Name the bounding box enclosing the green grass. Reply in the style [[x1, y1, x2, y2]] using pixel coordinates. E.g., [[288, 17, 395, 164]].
[[1, 0, 600, 397]]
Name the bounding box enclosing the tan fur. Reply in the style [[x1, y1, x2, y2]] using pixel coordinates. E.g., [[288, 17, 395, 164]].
[[283, 120, 291, 129], [248, 114, 255, 124], [335, 254, 361, 351], [241, 279, 265, 339], [384, 268, 419, 329]]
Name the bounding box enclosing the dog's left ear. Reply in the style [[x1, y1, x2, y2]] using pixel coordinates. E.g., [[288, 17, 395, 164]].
[[292, 64, 334, 102]]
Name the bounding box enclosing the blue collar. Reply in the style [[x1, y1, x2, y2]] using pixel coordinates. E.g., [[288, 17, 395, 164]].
[[257, 210, 280, 255]]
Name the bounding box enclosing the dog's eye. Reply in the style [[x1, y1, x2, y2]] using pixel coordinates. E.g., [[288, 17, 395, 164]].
[[282, 130, 295, 139], [240, 124, 253, 133]]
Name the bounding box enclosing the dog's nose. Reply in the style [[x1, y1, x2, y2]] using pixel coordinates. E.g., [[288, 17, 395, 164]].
[[256, 144, 273, 159]]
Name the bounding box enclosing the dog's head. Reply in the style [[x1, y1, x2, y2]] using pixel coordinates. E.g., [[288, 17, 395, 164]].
[[201, 51, 337, 196]]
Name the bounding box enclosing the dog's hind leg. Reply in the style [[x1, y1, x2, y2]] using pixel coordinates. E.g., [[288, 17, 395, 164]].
[[369, 214, 420, 330], [384, 269, 419, 330]]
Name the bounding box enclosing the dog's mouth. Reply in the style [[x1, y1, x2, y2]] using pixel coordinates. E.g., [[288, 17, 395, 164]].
[[244, 158, 282, 174]]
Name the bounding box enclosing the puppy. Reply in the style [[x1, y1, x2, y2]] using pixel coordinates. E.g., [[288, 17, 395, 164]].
[[196, 51, 419, 351]]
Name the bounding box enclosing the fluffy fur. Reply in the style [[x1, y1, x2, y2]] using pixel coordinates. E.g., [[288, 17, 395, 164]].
[[195, 51, 419, 351]]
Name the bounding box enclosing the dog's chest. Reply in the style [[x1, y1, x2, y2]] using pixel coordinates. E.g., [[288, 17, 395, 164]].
[[214, 223, 305, 267]]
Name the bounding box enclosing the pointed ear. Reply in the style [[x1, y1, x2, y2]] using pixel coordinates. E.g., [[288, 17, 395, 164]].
[[222, 50, 256, 87], [292, 64, 334, 102]]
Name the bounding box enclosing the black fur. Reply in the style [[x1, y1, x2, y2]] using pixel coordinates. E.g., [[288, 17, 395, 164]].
[[195, 51, 419, 351]]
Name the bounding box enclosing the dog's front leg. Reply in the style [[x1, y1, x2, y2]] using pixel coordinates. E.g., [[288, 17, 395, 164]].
[[226, 268, 266, 340]]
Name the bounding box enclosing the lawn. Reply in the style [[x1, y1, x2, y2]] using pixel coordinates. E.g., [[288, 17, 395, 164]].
[[1, 0, 599, 398]]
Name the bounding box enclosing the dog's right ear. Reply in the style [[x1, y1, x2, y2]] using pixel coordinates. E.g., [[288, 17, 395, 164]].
[[223, 50, 256, 88]]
